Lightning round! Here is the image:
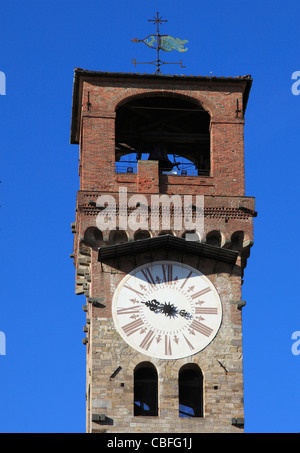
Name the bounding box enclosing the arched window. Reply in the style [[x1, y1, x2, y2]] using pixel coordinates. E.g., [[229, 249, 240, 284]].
[[115, 94, 210, 176], [134, 362, 158, 416], [179, 364, 203, 417]]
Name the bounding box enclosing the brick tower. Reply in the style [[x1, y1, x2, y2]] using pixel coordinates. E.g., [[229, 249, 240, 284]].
[[70, 69, 255, 433]]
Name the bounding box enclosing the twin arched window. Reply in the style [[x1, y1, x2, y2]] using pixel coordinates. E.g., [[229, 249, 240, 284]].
[[133, 362, 203, 417]]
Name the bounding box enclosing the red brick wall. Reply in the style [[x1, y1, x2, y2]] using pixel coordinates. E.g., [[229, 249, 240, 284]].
[[78, 76, 247, 196]]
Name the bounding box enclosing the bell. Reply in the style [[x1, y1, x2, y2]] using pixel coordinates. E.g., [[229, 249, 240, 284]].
[[148, 143, 174, 171]]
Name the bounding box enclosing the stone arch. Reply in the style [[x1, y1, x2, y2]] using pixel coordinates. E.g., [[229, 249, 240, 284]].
[[134, 229, 151, 241], [82, 226, 103, 249], [205, 230, 225, 247], [109, 229, 129, 244], [230, 230, 251, 251]]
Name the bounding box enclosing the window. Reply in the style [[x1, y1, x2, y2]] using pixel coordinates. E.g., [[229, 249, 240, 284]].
[[134, 362, 158, 416], [179, 364, 203, 417], [115, 95, 210, 176]]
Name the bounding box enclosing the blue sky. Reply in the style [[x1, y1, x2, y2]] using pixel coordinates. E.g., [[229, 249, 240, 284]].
[[0, 0, 299, 433]]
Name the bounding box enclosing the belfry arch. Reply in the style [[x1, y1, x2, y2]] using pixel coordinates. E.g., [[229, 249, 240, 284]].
[[115, 93, 211, 176]]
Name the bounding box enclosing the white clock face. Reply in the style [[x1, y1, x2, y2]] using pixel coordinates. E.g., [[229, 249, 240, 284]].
[[112, 261, 222, 359]]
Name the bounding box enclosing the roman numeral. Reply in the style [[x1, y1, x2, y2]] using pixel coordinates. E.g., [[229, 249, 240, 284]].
[[182, 334, 195, 351], [123, 282, 144, 298], [117, 306, 141, 315], [180, 270, 193, 290], [140, 268, 156, 288], [165, 334, 172, 356], [195, 307, 218, 315], [139, 330, 155, 351], [189, 319, 213, 337], [122, 318, 144, 336], [162, 264, 173, 285], [190, 287, 211, 300]]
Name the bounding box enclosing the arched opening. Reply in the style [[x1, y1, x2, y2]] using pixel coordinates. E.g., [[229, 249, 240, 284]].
[[82, 226, 103, 249], [115, 94, 210, 176], [179, 364, 203, 418], [206, 230, 222, 247], [134, 230, 151, 241], [109, 229, 128, 244], [134, 362, 158, 416], [231, 231, 245, 251]]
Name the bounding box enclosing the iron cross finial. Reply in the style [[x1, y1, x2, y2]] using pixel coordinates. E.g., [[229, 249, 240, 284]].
[[148, 11, 167, 32]]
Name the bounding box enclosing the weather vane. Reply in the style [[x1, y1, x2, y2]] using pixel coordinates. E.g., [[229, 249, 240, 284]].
[[131, 12, 188, 75]]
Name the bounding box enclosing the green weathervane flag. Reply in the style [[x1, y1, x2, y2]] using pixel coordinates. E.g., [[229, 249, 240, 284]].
[[132, 35, 188, 52]]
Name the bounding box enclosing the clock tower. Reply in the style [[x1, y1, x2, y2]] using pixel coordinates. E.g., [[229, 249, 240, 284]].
[[70, 69, 255, 433]]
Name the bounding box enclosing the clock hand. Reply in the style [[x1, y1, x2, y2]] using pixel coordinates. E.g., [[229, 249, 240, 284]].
[[179, 309, 192, 319], [159, 301, 177, 317], [141, 299, 160, 312], [141, 300, 176, 317], [141, 300, 191, 319]]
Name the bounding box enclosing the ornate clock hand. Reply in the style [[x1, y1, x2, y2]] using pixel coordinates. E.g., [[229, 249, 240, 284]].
[[159, 301, 177, 317], [179, 309, 192, 319], [141, 299, 160, 311], [141, 300, 177, 317], [141, 299, 191, 319]]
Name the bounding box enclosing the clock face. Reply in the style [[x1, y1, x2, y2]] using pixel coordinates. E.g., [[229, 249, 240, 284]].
[[112, 261, 222, 360]]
